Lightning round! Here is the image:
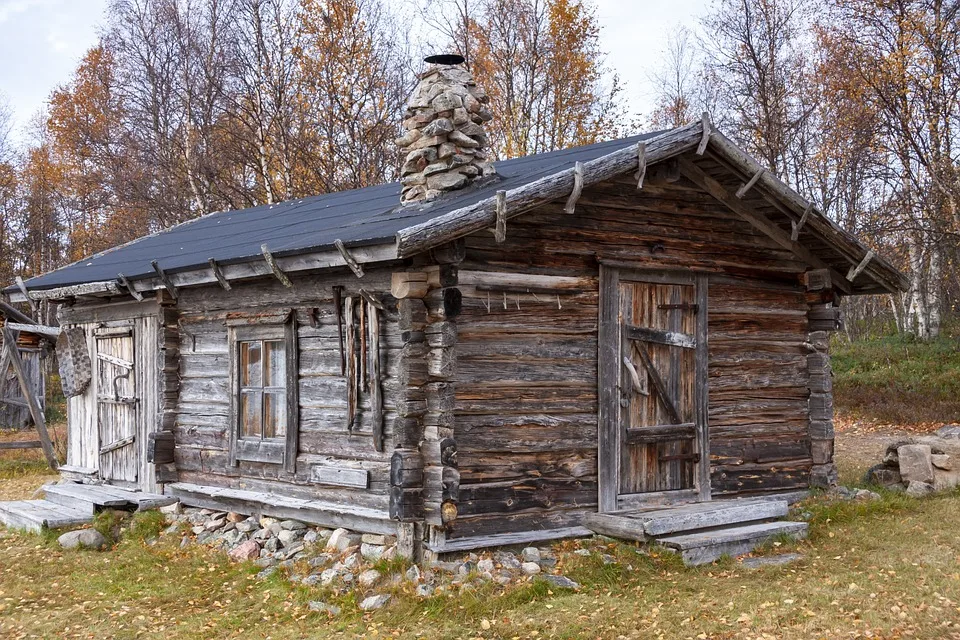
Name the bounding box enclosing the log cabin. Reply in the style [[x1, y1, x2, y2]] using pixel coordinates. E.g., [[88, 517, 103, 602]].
[[4, 56, 906, 560]]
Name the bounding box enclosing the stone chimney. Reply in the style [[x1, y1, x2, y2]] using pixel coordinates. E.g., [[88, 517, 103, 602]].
[[397, 54, 495, 204]]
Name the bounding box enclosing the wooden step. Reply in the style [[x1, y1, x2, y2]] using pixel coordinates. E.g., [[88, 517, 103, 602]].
[[0, 499, 92, 533], [657, 520, 808, 566], [584, 497, 789, 540], [45, 482, 177, 511], [626, 498, 789, 536]]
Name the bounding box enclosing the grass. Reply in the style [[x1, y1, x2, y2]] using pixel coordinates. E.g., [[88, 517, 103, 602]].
[[832, 333, 960, 425], [2, 488, 960, 638]]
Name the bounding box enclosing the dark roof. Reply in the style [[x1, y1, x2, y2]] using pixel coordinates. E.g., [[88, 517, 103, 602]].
[[18, 133, 664, 292]]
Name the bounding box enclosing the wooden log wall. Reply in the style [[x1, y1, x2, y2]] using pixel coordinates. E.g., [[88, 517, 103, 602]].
[[171, 271, 402, 520], [447, 174, 817, 541]]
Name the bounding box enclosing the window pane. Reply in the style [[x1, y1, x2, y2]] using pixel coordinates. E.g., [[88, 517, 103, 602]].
[[240, 341, 262, 387], [264, 391, 286, 439], [240, 391, 262, 438], [263, 340, 286, 388]]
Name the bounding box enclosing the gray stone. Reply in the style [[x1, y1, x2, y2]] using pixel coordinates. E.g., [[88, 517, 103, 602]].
[[573, 549, 591, 556], [341, 572, 355, 585], [162, 523, 180, 537], [236, 520, 258, 533], [405, 565, 422, 582], [326, 528, 361, 552], [301, 573, 322, 586], [259, 516, 278, 529], [267, 523, 283, 536], [159, 502, 182, 516], [283, 544, 305, 560], [303, 530, 320, 544], [358, 569, 381, 588], [854, 489, 881, 500], [601, 554, 617, 565], [341, 553, 361, 570], [865, 464, 902, 487], [426, 172, 468, 191], [936, 425, 960, 439], [263, 537, 281, 553], [521, 562, 541, 575], [278, 529, 304, 547], [361, 533, 396, 546], [191, 525, 205, 535], [521, 547, 541, 563], [360, 543, 385, 561], [308, 601, 341, 616], [360, 594, 391, 611], [477, 558, 495, 573], [317, 528, 334, 540], [309, 553, 334, 567], [741, 553, 804, 568], [542, 575, 580, 589], [196, 532, 214, 545], [203, 515, 227, 531], [280, 519, 307, 531], [319, 568, 339, 586], [540, 557, 557, 568], [932, 454, 953, 470], [422, 118, 454, 137], [898, 444, 935, 484], [458, 561, 476, 576], [906, 480, 936, 497], [494, 552, 521, 570], [934, 469, 960, 491], [256, 566, 278, 580], [252, 528, 272, 541], [415, 584, 434, 597], [58, 529, 108, 551]]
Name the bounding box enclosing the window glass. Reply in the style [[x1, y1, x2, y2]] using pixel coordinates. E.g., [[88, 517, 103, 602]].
[[240, 341, 261, 387], [240, 390, 262, 438], [264, 340, 286, 388], [264, 391, 287, 439]]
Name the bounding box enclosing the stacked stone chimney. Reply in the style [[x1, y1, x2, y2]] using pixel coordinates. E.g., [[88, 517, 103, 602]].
[[397, 56, 495, 204]]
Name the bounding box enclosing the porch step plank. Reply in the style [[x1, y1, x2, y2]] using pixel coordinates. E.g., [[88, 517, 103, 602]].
[[658, 521, 808, 566], [0, 500, 92, 533], [622, 498, 789, 536], [44, 483, 130, 508]]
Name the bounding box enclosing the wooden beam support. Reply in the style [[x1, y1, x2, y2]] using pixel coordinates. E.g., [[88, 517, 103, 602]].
[[677, 158, 854, 295], [334, 239, 364, 278], [494, 190, 507, 243], [1, 326, 57, 470], [14, 277, 37, 315], [358, 288, 385, 311], [391, 272, 429, 299], [696, 112, 711, 155], [208, 258, 232, 290], [116, 273, 143, 301], [791, 203, 813, 241], [5, 322, 59, 338], [564, 161, 584, 214], [846, 250, 875, 282], [150, 260, 179, 300], [261, 244, 293, 288], [0, 301, 35, 325], [636, 141, 647, 189], [735, 168, 765, 199]]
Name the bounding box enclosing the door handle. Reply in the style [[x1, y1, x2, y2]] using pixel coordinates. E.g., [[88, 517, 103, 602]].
[[622, 356, 649, 396]]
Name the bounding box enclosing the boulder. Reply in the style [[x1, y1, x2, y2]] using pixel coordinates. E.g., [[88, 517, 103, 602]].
[[897, 444, 935, 484], [477, 558, 495, 573], [277, 529, 304, 547], [542, 575, 580, 589], [358, 569, 381, 588], [325, 528, 361, 552], [936, 425, 960, 439], [360, 543, 384, 561], [906, 480, 936, 497], [933, 469, 960, 491], [521, 547, 541, 563], [359, 594, 391, 611], [521, 562, 541, 575], [932, 454, 952, 470], [308, 601, 341, 616], [58, 529, 108, 551], [865, 464, 902, 487], [228, 540, 261, 562]]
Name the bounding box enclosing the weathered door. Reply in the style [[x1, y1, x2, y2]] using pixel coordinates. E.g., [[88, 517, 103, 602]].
[[599, 267, 709, 511], [95, 328, 138, 485]]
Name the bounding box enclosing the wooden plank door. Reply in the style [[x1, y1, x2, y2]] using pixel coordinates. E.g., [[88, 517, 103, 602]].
[[599, 267, 709, 511], [96, 329, 138, 485]]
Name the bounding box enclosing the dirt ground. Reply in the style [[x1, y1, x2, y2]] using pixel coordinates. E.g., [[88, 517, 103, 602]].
[[832, 413, 944, 484]]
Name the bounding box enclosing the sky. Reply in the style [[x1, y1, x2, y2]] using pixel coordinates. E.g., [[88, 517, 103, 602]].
[[0, 0, 712, 145]]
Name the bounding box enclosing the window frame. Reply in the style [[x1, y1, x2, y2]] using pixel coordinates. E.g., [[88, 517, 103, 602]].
[[227, 316, 299, 472]]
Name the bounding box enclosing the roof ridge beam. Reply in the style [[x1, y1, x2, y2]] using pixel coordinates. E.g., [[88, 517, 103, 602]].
[[394, 120, 706, 257]]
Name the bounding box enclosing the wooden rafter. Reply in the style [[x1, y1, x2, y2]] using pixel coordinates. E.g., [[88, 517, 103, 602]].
[[676, 158, 855, 295]]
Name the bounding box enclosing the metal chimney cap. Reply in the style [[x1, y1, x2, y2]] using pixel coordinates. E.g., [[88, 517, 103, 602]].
[[424, 53, 465, 65]]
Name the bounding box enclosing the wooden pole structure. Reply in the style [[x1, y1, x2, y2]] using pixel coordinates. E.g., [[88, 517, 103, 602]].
[[1, 326, 58, 470]]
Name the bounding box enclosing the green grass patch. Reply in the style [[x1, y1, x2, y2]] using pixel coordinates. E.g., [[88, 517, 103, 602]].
[[832, 334, 960, 424], [128, 510, 167, 542]]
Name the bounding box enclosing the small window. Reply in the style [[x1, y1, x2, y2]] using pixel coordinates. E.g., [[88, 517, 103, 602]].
[[239, 339, 287, 440], [228, 317, 299, 471]]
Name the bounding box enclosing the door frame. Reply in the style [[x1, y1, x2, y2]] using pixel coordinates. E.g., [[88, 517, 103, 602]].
[[94, 324, 140, 489], [597, 264, 710, 512]]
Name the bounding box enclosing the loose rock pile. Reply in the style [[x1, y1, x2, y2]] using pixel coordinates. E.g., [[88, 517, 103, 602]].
[[866, 425, 960, 496], [158, 505, 582, 613], [397, 63, 495, 204]]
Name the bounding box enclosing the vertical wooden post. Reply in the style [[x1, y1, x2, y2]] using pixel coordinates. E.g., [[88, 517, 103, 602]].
[[1, 327, 57, 470]]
